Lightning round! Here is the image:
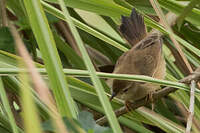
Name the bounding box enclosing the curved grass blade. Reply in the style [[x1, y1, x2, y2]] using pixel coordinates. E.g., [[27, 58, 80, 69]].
[[0, 68, 198, 94], [177, 0, 200, 29], [56, 0, 123, 132], [23, 0, 77, 118], [42, 1, 200, 59], [0, 77, 19, 133], [42, 1, 128, 52], [19, 72, 42, 133]]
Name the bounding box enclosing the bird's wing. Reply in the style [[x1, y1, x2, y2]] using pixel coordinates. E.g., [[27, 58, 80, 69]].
[[114, 33, 162, 77], [132, 33, 163, 77]]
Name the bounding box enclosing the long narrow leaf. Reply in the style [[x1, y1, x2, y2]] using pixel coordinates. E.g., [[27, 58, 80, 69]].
[[0, 77, 19, 133], [0, 68, 196, 93], [23, 0, 77, 118], [57, 0, 123, 132]]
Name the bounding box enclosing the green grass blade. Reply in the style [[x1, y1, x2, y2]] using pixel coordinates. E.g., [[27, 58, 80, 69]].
[[41, 1, 128, 52], [20, 73, 42, 133], [23, 0, 77, 118], [158, 0, 200, 26], [0, 113, 23, 133], [69, 83, 186, 133], [0, 68, 198, 93], [44, 0, 129, 17], [53, 31, 86, 69], [0, 77, 19, 133], [144, 15, 200, 58], [2, 76, 50, 120], [57, 0, 123, 132], [177, 0, 200, 29], [42, 1, 200, 59], [137, 107, 184, 133]]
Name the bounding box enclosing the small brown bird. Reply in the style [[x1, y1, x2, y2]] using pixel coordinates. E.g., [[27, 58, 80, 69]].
[[109, 9, 166, 106]]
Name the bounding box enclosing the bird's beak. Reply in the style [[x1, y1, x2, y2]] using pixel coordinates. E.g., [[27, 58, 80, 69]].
[[109, 92, 116, 101]]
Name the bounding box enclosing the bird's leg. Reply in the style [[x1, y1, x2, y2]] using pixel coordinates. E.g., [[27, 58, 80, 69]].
[[146, 91, 155, 110], [125, 100, 133, 112]]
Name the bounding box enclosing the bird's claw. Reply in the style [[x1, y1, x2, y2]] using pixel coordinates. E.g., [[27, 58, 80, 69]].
[[125, 101, 133, 112], [146, 91, 155, 110]]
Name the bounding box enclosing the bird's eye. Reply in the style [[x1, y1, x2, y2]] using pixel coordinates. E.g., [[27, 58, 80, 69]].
[[123, 88, 128, 92]]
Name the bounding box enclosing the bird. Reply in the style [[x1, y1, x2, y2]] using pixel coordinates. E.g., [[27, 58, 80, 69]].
[[108, 8, 166, 108]]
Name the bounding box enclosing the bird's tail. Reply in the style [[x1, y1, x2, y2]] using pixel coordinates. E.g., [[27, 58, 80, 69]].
[[119, 8, 147, 47]]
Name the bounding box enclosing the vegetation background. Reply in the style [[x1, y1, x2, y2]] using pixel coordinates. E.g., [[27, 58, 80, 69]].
[[0, 0, 200, 133]]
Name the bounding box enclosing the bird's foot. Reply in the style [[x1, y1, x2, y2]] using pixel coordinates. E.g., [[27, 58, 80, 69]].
[[146, 91, 155, 111], [125, 100, 133, 112]]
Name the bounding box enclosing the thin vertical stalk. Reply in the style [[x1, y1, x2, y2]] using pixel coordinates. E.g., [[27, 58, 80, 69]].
[[23, 0, 77, 118], [186, 80, 196, 133], [56, 0, 123, 133]]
